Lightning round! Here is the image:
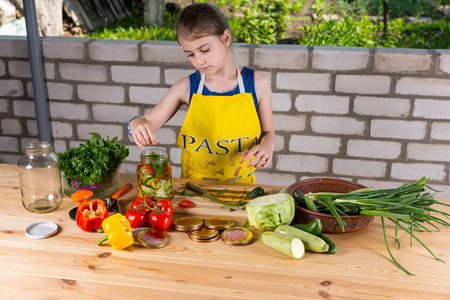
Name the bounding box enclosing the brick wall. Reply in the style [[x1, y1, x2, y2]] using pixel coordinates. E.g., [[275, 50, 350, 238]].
[[1, 36, 450, 197]]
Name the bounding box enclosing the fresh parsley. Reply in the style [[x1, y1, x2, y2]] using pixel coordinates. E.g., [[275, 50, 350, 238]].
[[58, 132, 129, 187]]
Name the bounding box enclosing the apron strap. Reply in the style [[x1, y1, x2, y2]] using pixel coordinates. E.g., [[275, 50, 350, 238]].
[[197, 65, 245, 94]]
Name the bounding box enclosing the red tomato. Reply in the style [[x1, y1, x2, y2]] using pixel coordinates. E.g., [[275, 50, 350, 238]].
[[155, 199, 173, 217], [149, 211, 172, 231], [178, 199, 195, 209], [125, 208, 148, 228], [131, 197, 155, 215]]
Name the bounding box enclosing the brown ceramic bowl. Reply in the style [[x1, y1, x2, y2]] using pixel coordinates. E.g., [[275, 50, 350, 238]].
[[286, 178, 374, 233]]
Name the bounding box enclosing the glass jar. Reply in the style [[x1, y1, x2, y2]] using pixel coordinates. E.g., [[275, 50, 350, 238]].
[[17, 141, 63, 213], [137, 149, 173, 200]]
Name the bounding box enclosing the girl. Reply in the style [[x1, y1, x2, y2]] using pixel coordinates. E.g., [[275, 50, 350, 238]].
[[128, 3, 275, 184]]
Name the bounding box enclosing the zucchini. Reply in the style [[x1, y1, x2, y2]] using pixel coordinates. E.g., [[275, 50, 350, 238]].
[[261, 231, 304, 259], [275, 225, 329, 253], [319, 233, 337, 254]]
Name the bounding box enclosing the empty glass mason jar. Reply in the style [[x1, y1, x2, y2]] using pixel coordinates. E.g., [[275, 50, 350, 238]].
[[17, 141, 63, 213]]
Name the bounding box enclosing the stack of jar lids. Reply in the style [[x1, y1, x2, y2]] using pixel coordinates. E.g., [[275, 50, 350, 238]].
[[221, 227, 253, 246], [187, 226, 220, 242], [204, 218, 235, 230], [172, 216, 203, 232]]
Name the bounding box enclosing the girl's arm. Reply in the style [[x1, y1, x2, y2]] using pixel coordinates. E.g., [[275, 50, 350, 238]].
[[129, 77, 190, 149], [243, 71, 276, 168]]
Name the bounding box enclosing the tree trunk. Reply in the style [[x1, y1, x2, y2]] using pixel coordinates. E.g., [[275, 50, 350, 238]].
[[382, 0, 389, 38], [144, 0, 164, 26], [36, 0, 63, 36]]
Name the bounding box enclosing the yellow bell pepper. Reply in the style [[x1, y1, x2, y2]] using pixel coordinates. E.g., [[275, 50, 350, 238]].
[[96, 213, 134, 250]]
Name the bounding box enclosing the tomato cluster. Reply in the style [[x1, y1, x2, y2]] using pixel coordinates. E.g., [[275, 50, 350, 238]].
[[125, 197, 173, 231]]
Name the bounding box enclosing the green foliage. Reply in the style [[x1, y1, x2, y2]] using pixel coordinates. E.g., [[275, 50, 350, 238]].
[[221, 0, 307, 44], [85, 9, 177, 41], [58, 133, 129, 187], [299, 0, 450, 49], [299, 0, 381, 47]]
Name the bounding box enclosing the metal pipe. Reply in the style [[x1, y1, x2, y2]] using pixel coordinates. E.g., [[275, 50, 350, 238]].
[[23, 0, 52, 144]]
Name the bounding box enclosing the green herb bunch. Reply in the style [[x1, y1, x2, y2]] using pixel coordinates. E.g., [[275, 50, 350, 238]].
[[58, 132, 129, 187]]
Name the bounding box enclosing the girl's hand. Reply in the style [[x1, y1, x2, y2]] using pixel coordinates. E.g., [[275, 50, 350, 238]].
[[130, 118, 157, 149], [242, 142, 273, 169]]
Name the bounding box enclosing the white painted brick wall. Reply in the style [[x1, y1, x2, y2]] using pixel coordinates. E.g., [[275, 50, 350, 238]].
[[396, 77, 450, 97], [276, 73, 330, 91], [129, 86, 169, 104], [254, 46, 308, 69], [391, 163, 446, 180], [1, 118, 21, 135], [295, 95, 349, 114], [333, 158, 386, 177], [0, 60, 5, 76], [89, 40, 139, 62], [312, 47, 369, 70], [46, 82, 74, 100], [277, 154, 328, 173], [311, 116, 365, 135], [347, 139, 401, 159], [78, 85, 125, 103], [112, 66, 160, 84], [1, 36, 450, 193], [413, 99, 450, 119], [430, 122, 450, 140], [374, 51, 432, 72], [407, 143, 450, 162], [354, 96, 410, 117], [272, 93, 291, 111], [371, 119, 427, 139], [335, 75, 391, 94], [290, 135, 341, 154], [0, 79, 24, 97]]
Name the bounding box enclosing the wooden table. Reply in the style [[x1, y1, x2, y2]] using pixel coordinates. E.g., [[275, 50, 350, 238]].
[[0, 163, 449, 299]]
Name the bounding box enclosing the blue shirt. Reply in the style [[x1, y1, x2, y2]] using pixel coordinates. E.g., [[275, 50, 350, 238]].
[[188, 67, 258, 109]]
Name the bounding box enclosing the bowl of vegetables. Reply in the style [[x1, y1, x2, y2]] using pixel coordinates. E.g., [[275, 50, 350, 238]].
[[286, 178, 374, 233]]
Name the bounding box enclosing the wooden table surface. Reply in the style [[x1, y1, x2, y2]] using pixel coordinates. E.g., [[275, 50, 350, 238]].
[[0, 163, 449, 299]]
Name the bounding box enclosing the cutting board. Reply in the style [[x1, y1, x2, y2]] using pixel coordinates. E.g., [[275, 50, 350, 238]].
[[170, 179, 283, 219]]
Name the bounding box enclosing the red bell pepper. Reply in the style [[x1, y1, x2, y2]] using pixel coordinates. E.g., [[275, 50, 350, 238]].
[[76, 199, 108, 231]]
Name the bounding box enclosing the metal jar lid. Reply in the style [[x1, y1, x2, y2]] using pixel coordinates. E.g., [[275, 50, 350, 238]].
[[172, 216, 203, 232], [221, 227, 253, 246], [187, 232, 221, 243], [187, 226, 219, 240], [204, 218, 235, 230], [136, 228, 169, 248]]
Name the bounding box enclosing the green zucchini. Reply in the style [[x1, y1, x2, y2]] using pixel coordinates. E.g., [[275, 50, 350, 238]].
[[247, 187, 264, 197], [292, 219, 322, 236], [261, 231, 304, 259], [319, 233, 337, 254], [275, 225, 329, 253]]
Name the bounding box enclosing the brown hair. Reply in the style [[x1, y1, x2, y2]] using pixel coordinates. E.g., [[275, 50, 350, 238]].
[[176, 3, 231, 43]]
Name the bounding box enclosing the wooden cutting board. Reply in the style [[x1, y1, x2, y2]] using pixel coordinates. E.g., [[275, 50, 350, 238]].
[[170, 179, 284, 219]]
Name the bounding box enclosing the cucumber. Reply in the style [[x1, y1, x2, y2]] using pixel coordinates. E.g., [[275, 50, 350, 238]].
[[261, 231, 304, 259], [275, 225, 329, 253], [319, 233, 337, 254]]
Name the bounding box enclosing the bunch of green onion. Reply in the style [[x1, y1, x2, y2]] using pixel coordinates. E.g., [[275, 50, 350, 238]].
[[300, 177, 450, 275]]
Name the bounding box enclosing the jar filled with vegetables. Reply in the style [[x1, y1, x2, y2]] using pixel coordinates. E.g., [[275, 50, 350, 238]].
[[137, 149, 173, 200]]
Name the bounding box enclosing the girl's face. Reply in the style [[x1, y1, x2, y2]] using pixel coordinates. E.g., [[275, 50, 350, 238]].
[[179, 30, 231, 74]]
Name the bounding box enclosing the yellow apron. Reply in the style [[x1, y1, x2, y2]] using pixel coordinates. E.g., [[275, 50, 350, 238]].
[[177, 68, 261, 183]]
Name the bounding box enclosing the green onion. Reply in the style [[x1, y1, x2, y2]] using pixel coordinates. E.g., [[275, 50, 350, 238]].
[[303, 177, 450, 275]]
